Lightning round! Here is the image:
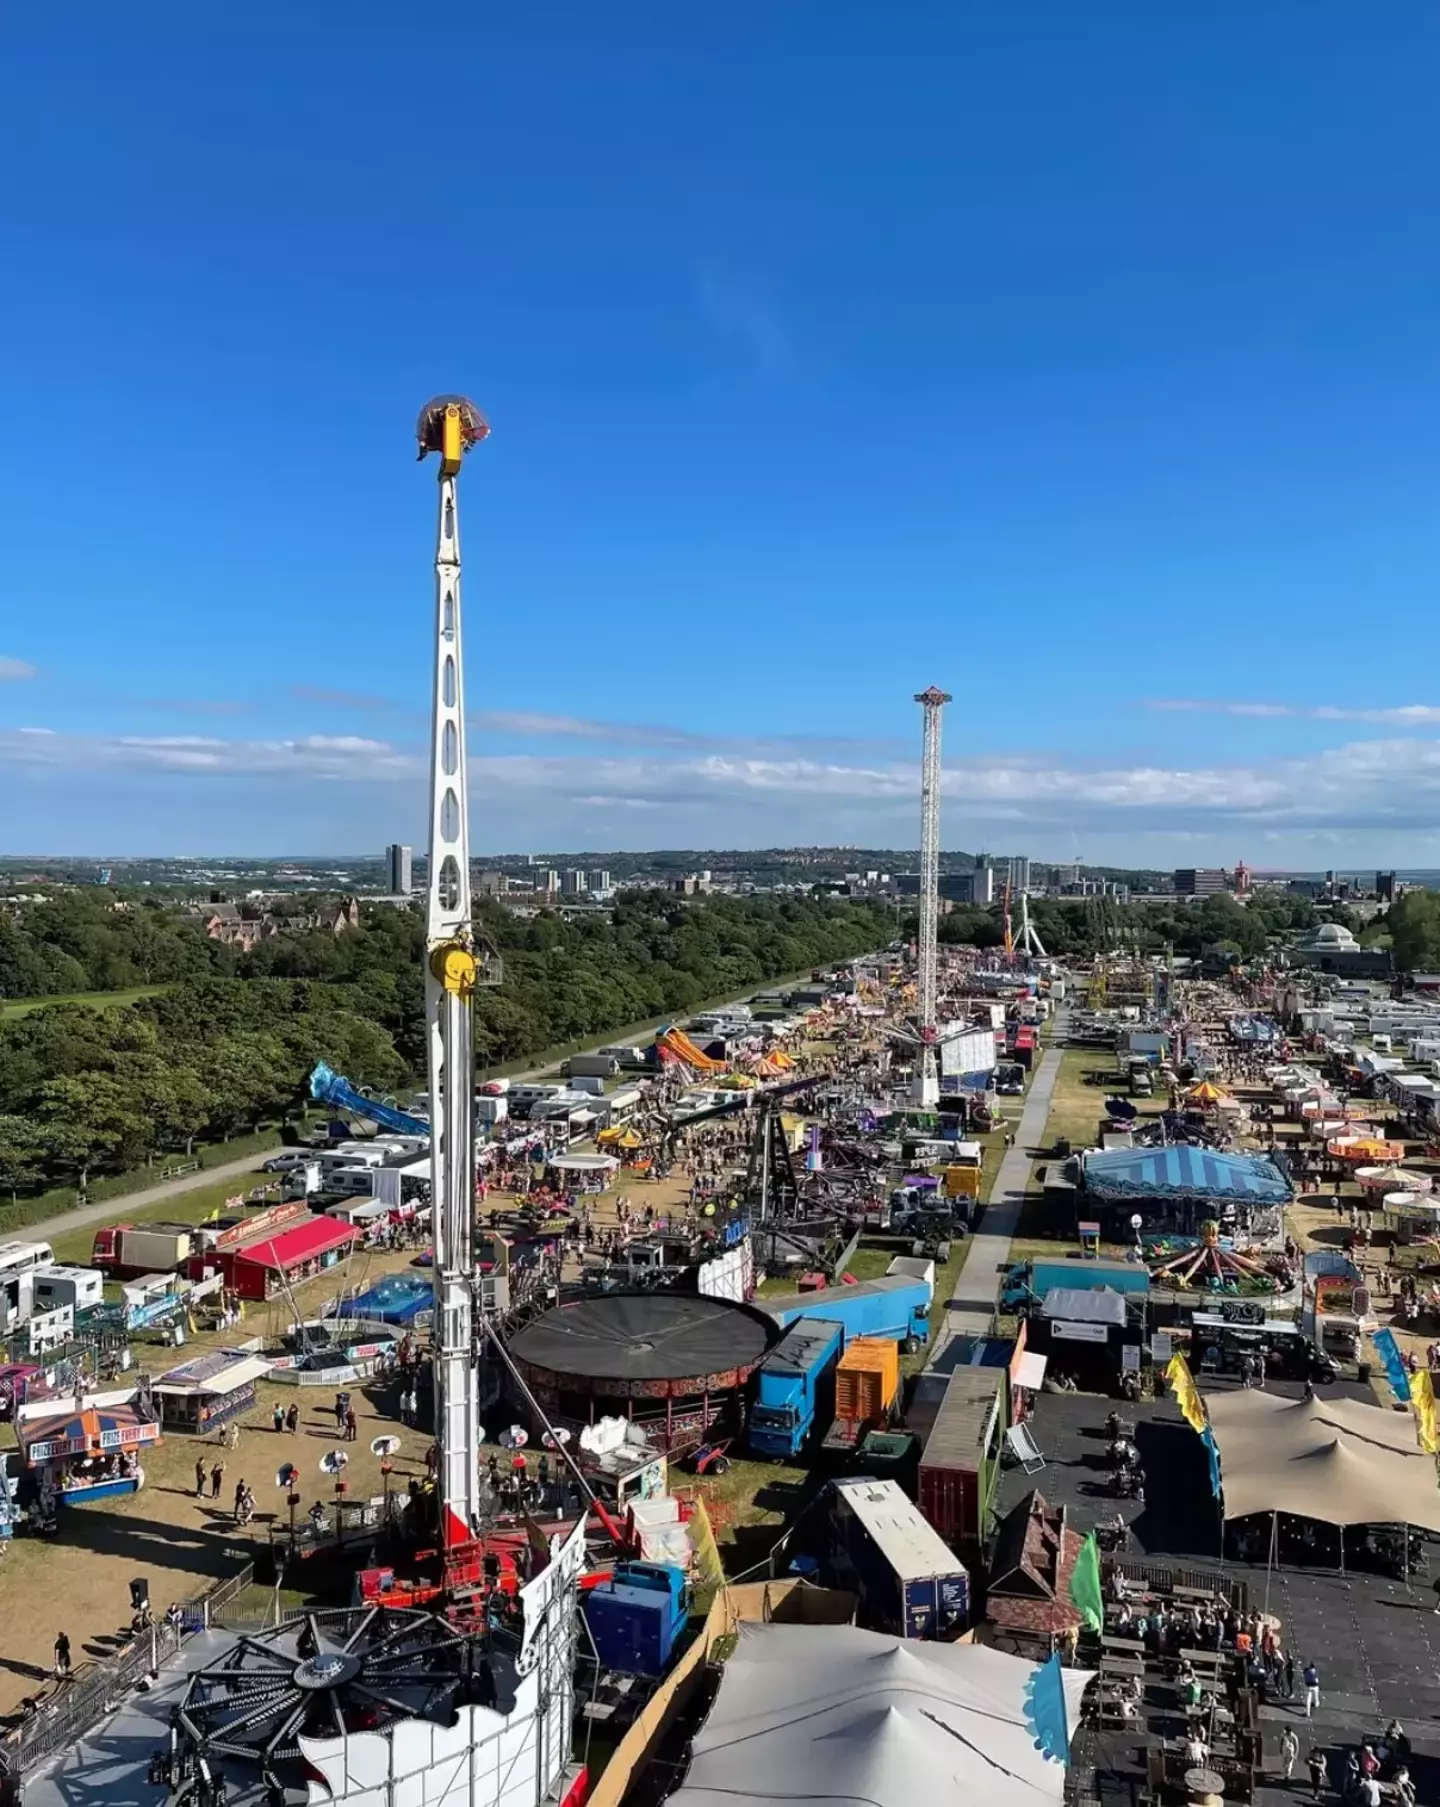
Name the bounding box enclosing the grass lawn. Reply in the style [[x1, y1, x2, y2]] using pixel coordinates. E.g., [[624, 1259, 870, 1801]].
[[0, 984, 170, 1020]]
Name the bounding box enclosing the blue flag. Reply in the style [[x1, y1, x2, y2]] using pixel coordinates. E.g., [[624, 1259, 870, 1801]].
[[1201, 1425, 1223, 1500], [1024, 1651, 1070, 1765], [1373, 1328, 1411, 1403]]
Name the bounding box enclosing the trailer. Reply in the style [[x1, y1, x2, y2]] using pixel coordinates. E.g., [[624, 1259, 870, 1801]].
[[916, 1366, 1006, 1545], [748, 1318, 844, 1458], [91, 1223, 194, 1278], [825, 1475, 968, 1639], [1000, 1256, 1149, 1314], [762, 1274, 931, 1352], [30, 1265, 105, 1318]]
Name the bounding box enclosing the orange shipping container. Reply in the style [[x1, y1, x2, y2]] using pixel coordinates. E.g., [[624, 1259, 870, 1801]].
[[834, 1337, 901, 1424]]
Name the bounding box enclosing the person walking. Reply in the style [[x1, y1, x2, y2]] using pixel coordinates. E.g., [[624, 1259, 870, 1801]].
[[273, 1402, 285, 1434], [344, 1406, 358, 1443], [1307, 1746, 1329, 1798], [53, 1632, 71, 1679], [1280, 1727, 1299, 1781], [210, 1460, 224, 1501], [286, 1402, 299, 1434], [194, 1456, 207, 1498], [1302, 1659, 1320, 1717]]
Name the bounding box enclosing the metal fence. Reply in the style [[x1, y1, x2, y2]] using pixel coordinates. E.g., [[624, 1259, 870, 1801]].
[[1113, 1556, 1246, 1610], [0, 1563, 256, 1778]]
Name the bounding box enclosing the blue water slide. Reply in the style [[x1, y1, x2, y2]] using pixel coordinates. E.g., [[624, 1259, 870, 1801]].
[[307, 1062, 430, 1137]]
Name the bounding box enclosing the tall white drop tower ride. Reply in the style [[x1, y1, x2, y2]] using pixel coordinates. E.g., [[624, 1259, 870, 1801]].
[[417, 397, 490, 1554]]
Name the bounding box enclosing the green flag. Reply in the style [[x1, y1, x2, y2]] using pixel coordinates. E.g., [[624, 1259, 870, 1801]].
[[1068, 1532, 1103, 1633]]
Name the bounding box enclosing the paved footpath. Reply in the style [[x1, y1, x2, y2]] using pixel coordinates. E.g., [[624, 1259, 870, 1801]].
[[20, 1147, 283, 1245], [932, 1017, 1069, 1359]]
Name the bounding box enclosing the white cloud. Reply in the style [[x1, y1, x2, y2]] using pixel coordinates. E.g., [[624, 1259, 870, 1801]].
[[1, 728, 415, 781], [0, 657, 37, 681], [10, 724, 1440, 843], [1147, 698, 1440, 725]]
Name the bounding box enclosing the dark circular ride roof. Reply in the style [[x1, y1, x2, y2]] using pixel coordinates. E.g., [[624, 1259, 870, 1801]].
[[509, 1292, 776, 1396]]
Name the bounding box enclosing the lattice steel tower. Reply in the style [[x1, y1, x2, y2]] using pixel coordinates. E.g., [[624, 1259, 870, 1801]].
[[913, 686, 951, 1107]]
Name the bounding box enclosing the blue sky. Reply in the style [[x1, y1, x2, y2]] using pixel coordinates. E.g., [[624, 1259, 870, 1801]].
[[4, 5, 1440, 868]]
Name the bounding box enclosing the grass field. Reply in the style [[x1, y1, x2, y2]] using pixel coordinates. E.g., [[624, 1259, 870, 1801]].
[[0, 984, 170, 1020]]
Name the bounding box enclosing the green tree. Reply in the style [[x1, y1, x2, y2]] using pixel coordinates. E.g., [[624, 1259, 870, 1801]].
[[32, 1073, 153, 1194], [1386, 891, 1440, 973], [0, 1115, 45, 1202]]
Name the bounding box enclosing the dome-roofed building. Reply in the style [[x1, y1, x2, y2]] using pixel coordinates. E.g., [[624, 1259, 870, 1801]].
[[1289, 918, 1390, 976]]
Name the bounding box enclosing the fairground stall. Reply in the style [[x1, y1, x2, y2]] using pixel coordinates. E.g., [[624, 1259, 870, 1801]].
[[545, 1151, 620, 1195], [199, 1214, 360, 1301], [151, 1348, 271, 1434], [18, 1391, 161, 1510]]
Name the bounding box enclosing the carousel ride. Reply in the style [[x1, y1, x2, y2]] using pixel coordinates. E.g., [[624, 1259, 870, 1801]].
[[1147, 1218, 1294, 1295]]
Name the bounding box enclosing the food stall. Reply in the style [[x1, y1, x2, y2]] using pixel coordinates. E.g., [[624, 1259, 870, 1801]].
[[19, 1394, 161, 1508], [545, 1151, 620, 1195], [152, 1348, 272, 1434]]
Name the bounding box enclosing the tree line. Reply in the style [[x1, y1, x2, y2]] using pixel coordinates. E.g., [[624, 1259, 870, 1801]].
[[929, 889, 1332, 962], [0, 890, 889, 1200]]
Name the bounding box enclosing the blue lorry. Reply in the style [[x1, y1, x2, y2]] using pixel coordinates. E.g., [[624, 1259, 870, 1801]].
[[1000, 1257, 1150, 1314], [581, 1560, 689, 1678], [762, 1275, 931, 1352], [748, 1318, 845, 1459]]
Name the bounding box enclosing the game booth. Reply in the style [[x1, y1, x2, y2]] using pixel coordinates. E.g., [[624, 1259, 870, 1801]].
[[152, 1349, 272, 1435], [19, 1394, 161, 1510]]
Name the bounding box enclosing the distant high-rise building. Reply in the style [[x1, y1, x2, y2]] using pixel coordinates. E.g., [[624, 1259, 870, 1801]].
[[561, 869, 588, 896], [539, 869, 561, 896], [1173, 868, 1228, 897], [1008, 855, 1031, 894], [938, 871, 993, 905], [385, 843, 413, 895], [1057, 863, 1081, 887], [588, 869, 612, 894], [476, 868, 507, 896], [1377, 871, 1397, 902]]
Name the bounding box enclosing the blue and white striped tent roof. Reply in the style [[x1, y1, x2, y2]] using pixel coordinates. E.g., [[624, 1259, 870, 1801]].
[[1082, 1143, 1291, 1206]]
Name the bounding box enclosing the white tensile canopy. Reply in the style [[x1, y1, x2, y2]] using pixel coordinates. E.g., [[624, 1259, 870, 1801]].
[[667, 1621, 1093, 1807], [1204, 1389, 1440, 1531]]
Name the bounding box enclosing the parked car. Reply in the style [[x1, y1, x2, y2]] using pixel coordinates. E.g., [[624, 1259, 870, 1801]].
[[263, 1153, 309, 1174]]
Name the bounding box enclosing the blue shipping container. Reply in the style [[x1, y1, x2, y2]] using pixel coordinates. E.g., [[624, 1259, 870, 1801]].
[[762, 1276, 931, 1347], [749, 1318, 844, 1458]]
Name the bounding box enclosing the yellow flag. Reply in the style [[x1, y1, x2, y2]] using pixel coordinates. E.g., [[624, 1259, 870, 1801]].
[[1166, 1351, 1207, 1435], [1412, 1369, 1438, 1456]]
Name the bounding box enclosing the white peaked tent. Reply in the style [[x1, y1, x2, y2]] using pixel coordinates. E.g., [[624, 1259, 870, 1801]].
[[668, 1621, 1094, 1807]]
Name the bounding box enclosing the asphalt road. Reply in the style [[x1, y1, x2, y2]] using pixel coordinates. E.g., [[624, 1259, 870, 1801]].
[[18, 1148, 286, 1246], [931, 1009, 1071, 1353]]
